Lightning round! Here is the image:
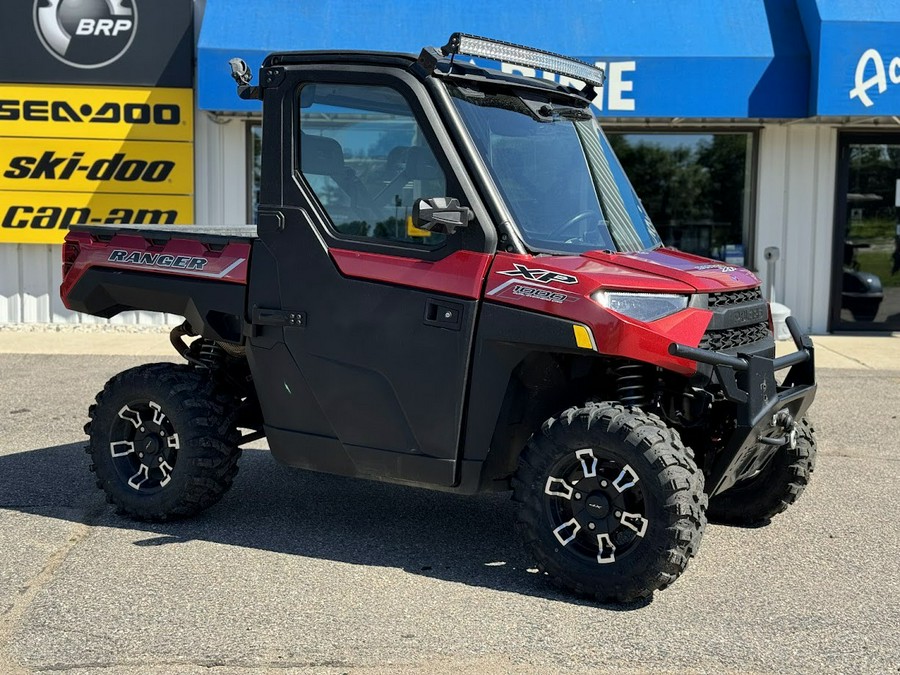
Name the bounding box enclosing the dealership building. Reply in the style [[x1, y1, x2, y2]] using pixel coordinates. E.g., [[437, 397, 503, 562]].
[[2, 0, 899, 333]]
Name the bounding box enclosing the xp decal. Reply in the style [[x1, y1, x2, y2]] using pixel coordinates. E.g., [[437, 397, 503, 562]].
[[497, 264, 579, 285], [35, 0, 137, 69]]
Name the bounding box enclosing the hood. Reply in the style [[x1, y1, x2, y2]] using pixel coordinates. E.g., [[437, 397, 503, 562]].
[[582, 248, 760, 292]]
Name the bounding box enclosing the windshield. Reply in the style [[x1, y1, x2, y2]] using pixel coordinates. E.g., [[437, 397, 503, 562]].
[[448, 83, 661, 253]]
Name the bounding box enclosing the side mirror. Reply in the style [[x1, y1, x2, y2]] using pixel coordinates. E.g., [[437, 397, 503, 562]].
[[412, 197, 473, 235]]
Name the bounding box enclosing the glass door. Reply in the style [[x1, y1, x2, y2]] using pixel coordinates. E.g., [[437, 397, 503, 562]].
[[831, 134, 900, 331]]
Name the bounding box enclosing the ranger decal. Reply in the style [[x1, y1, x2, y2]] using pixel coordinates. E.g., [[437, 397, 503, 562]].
[[108, 249, 208, 270]]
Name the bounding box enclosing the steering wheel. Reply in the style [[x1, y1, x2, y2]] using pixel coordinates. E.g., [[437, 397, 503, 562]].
[[545, 210, 597, 240]]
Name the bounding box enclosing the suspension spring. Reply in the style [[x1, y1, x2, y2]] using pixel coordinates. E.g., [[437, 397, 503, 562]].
[[197, 339, 226, 370], [616, 362, 650, 407]]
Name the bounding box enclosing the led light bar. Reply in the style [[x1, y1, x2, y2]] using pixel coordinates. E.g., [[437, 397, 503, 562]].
[[441, 33, 605, 87]]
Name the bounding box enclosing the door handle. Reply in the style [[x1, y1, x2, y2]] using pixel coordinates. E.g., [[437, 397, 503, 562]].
[[424, 298, 463, 330]]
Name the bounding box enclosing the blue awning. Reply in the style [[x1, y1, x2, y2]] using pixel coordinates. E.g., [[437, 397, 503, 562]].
[[797, 0, 900, 115], [198, 0, 810, 118]]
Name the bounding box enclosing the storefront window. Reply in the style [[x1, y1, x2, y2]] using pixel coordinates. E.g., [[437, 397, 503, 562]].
[[832, 134, 900, 330], [606, 132, 754, 266], [248, 122, 262, 223]]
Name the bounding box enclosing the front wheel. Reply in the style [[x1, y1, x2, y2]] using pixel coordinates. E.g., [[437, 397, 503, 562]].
[[512, 402, 707, 603], [707, 418, 816, 526]]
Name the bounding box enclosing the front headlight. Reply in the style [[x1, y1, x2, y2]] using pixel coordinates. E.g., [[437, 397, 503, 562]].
[[593, 291, 689, 323]]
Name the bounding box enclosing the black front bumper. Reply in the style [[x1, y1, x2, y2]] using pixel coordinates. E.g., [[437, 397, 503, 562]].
[[669, 315, 816, 496]]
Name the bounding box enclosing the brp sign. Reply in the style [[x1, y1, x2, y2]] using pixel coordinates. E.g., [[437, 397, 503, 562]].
[[34, 0, 138, 69]]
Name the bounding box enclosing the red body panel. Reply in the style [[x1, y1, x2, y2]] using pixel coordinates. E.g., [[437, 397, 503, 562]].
[[330, 248, 493, 300], [60, 231, 251, 307], [485, 251, 752, 375]]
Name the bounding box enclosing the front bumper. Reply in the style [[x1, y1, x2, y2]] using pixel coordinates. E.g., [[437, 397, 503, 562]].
[[669, 315, 816, 496]]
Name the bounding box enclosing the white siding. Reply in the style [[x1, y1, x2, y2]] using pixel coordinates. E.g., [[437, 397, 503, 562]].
[[755, 123, 837, 334], [194, 111, 249, 228], [0, 111, 249, 325]]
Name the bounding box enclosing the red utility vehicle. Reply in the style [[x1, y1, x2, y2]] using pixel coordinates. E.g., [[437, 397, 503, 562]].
[[61, 34, 816, 602]]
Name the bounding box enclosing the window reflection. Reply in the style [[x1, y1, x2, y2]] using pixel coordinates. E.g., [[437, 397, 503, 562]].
[[607, 132, 753, 266]]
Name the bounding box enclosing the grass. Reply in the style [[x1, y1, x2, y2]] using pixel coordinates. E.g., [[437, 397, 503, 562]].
[[847, 217, 895, 240], [855, 248, 900, 287]]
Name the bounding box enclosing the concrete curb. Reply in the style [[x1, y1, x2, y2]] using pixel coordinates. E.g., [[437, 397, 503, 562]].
[[0, 326, 173, 356], [2, 325, 898, 368]]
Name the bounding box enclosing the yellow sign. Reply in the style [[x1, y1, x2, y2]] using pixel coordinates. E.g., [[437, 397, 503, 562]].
[[0, 84, 194, 244], [0, 192, 194, 245], [0, 84, 193, 142], [0, 137, 192, 195]]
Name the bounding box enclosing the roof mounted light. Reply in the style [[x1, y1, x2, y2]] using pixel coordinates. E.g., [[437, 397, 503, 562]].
[[440, 33, 605, 87]]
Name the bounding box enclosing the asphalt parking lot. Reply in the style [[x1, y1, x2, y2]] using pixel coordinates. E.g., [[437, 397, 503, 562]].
[[0, 339, 898, 674]]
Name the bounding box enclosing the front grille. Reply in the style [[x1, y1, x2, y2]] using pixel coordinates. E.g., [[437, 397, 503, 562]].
[[700, 284, 771, 351], [707, 287, 763, 308], [700, 322, 770, 351]]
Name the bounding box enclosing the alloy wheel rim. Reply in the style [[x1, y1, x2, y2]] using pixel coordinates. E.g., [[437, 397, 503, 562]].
[[107, 400, 180, 493], [543, 448, 649, 565]]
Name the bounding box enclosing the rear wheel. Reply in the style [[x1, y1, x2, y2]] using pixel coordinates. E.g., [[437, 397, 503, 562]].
[[85, 363, 242, 521], [707, 418, 816, 526], [512, 402, 707, 603]]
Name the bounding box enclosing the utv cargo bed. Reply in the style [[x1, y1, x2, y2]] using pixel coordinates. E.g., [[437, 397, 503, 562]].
[[62, 224, 254, 342]]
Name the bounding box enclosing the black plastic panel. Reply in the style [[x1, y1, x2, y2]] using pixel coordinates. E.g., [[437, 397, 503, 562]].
[[65, 268, 246, 342]]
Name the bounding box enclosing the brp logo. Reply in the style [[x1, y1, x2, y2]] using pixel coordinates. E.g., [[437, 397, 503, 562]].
[[34, 0, 138, 69]]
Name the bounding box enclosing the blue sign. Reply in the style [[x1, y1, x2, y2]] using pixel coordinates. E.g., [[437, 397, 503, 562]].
[[197, 0, 813, 118], [798, 0, 900, 115]]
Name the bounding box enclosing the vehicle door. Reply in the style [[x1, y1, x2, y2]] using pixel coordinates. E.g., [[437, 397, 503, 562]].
[[247, 66, 495, 487]]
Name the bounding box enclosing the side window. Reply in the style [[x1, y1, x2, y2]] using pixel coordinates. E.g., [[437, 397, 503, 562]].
[[298, 83, 448, 246]]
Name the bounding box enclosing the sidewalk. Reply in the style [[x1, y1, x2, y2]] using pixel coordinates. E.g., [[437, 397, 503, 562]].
[[0, 326, 173, 356], [1, 325, 898, 369], [780, 334, 900, 370]]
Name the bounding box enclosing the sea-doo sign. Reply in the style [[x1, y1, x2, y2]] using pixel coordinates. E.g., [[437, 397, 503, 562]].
[[34, 0, 138, 69]]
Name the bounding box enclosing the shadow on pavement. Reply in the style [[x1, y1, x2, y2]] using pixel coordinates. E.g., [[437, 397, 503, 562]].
[[0, 442, 650, 611]]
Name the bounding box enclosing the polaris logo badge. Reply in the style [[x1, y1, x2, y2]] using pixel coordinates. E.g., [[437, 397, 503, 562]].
[[5, 152, 174, 183], [498, 264, 578, 285], [733, 306, 767, 324], [34, 0, 138, 69], [109, 249, 208, 271]]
